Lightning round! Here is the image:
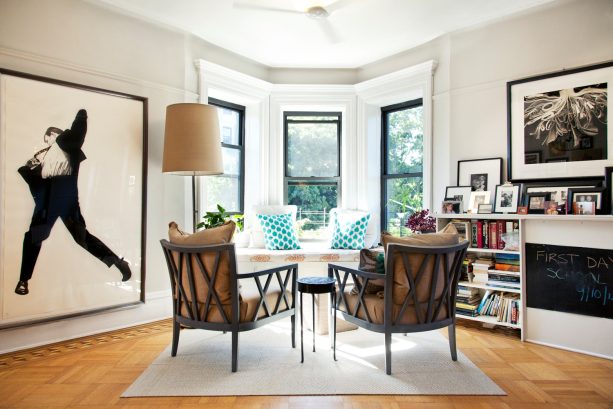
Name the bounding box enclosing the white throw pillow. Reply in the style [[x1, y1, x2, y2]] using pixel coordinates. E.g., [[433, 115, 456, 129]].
[[246, 205, 298, 248], [328, 208, 377, 249]]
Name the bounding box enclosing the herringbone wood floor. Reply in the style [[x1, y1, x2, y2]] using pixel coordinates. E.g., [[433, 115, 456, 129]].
[[0, 320, 611, 409]]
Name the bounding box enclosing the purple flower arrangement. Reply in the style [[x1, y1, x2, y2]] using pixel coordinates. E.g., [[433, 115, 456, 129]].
[[406, 209, 436, 233]]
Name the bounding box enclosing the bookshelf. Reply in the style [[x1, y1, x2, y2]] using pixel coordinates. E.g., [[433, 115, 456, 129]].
[[436, 213, 525, 339]]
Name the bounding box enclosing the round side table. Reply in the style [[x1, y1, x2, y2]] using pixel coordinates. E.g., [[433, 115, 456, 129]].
[[297, 276, 337, 363]]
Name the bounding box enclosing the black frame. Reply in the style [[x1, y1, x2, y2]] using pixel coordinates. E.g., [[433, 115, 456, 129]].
[[506, 60, 613, 181], [522, 177, 603, 208], [444, 185, 472, 214], [493, 184, 522, 214], [381, 99, 424, 232], [526, 192, 551, 214], [457, 157, 503, 192], [477, 204, 493, 214], [0, 68, 148, 328], [209, 97, 246, 214], [283, 111, 342, 213], [567, 187, 606, 215], [605, 167, 613, 215]]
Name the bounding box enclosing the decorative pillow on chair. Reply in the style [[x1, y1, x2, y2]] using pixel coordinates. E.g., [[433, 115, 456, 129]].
[[256, 213, 301, 250], [330, 212, 371, 250]]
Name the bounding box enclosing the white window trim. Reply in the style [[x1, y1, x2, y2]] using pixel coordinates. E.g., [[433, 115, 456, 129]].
[[355, 60, 437, 237], [196, 59, 436, 229]]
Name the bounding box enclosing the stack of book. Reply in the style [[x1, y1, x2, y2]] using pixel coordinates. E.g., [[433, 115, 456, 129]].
[[476, 291, 520, 324], [456, 285, 481, 317], [460, 254, 476, 282], [469, 219, 519, 250], [471, 256, 494, 283], [487, 254, 520, 290]]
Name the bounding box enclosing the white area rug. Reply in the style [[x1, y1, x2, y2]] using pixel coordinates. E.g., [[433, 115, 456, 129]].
[[123, 319, 505, 396]]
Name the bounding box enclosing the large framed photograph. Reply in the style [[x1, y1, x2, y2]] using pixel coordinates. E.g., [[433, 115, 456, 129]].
[[0, 69, 147, 328], [605, 166, 613, 215], [457, 157, 503, 192], [507, 61, 613, 181], [494, 184, 521, 213], [444, 185, 471, 213]]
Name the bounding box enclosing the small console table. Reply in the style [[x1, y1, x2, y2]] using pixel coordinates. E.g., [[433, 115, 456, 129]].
[[297, 276, 337, 362]]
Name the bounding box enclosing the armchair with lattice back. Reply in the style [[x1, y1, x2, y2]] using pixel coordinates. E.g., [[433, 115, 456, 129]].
[[328, 232, 468, 375], [160, 221, 297, 372]]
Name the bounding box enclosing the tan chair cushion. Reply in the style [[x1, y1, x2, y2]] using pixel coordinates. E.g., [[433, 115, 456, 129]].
[[381, 226, 459, 305], [339, 290, 449, 325], [168, 221, 236, 305]]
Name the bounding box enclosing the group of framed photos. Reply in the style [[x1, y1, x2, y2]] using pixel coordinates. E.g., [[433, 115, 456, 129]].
[[443, 158, 613, 216]]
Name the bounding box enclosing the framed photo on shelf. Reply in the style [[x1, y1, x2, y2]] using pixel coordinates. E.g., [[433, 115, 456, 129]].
[[457, 158, 502, 192], [572, 201, 595, 215], [567, 187, 605, 214], [494, 184, 521, 213], [544, 201, 560, 215], [526, 192, 551, 214], [523, 178, 602, 208], [441, 200, 462, 214], [468, 190, 492, 214], [444, 186, 471, 212], [605, 166, 613, 215], [507, 61, 613, 181], [477, 204, 493, 214]]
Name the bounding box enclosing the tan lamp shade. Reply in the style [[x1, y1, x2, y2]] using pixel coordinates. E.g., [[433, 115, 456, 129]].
[[162, 103, 223, 175]]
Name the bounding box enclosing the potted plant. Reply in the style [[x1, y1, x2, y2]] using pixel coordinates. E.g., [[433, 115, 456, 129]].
[[405, 209, 436, 234], [197, 204, 248, 246]]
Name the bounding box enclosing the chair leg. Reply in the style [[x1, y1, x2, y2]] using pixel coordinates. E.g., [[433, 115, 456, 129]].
[[448, 324, 458, 361], [231, 330, 239, 372], [171, 319, 180, 357], [385, 332, 392, 375], [291, 314, 296, 348]]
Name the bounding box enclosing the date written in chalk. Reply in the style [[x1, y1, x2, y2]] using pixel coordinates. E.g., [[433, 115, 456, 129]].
[[578, 285, 612, 306]]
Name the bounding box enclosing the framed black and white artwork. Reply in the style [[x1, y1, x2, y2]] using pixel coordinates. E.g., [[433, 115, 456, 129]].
[[507, 61, 613, 181], [457, 158, 503, 192], [0, 69, 147, 328], [494, 184, 521, 213]]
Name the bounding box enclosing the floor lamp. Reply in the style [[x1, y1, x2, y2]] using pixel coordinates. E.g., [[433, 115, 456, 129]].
[[162, 103, 223, 232]]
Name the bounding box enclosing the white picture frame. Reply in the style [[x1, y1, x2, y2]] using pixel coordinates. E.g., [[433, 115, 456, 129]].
[[468, 191, 492, 214], [444, 185, 471, 213]]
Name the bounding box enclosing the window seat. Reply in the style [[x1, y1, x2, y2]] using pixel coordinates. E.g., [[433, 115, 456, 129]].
[[236, 242, 360, 335]]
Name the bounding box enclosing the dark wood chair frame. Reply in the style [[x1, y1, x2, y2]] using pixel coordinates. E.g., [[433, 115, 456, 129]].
[[328, 241, 469, 375], [160, 239, 298, 372]]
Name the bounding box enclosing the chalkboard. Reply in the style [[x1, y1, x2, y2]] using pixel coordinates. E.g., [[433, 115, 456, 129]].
[[526, 243, 613, 319]]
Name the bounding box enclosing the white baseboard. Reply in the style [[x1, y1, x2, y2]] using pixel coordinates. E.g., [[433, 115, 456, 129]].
[[0, 291, 173, 354], [526, 338, 613, 361]]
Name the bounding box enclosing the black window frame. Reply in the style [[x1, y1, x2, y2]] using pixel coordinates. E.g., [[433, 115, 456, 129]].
[[208, 97, 246, 214], [380, 98, 424, 232], [283, 111, 342, 217]]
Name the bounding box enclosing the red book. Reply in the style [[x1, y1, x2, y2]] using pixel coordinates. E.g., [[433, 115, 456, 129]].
[[477, 221, 483, 248], [489, 222, 497, 250], [496, 220, 506, 250]]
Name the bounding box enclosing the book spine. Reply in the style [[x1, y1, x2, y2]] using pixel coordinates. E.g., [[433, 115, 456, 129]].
[[471, 221, 478, 247], [476, 221, 483, 248], [483, 220, 489, 249], [497, 220, 505, 250], [489, 222, 497, 250]]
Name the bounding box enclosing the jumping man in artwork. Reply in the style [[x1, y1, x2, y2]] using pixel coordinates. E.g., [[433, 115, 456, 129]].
[[15, 109, 131, 295]]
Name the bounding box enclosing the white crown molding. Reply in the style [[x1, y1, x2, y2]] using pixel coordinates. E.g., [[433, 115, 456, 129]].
[[355, 60, 437, 98], [272, 83, 355, 96], [196, 59, 273, 101], [0, 46, 197, 98]]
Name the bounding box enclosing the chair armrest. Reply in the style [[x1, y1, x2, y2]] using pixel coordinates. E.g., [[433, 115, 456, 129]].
[[327, 263, 383, 280], [238, 263, 298, 279]]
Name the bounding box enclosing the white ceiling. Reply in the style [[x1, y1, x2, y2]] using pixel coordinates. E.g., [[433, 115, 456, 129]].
[[92, 0, 555, 69]]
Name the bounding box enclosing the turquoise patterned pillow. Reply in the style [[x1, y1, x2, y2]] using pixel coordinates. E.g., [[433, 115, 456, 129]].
[[256, 213, 301, 250], [330, 213, 371, 250]]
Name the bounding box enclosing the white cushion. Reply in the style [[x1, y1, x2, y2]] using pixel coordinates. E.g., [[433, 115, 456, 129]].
[[245, 205, 298, 248], [328, 208, 377, 249]]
